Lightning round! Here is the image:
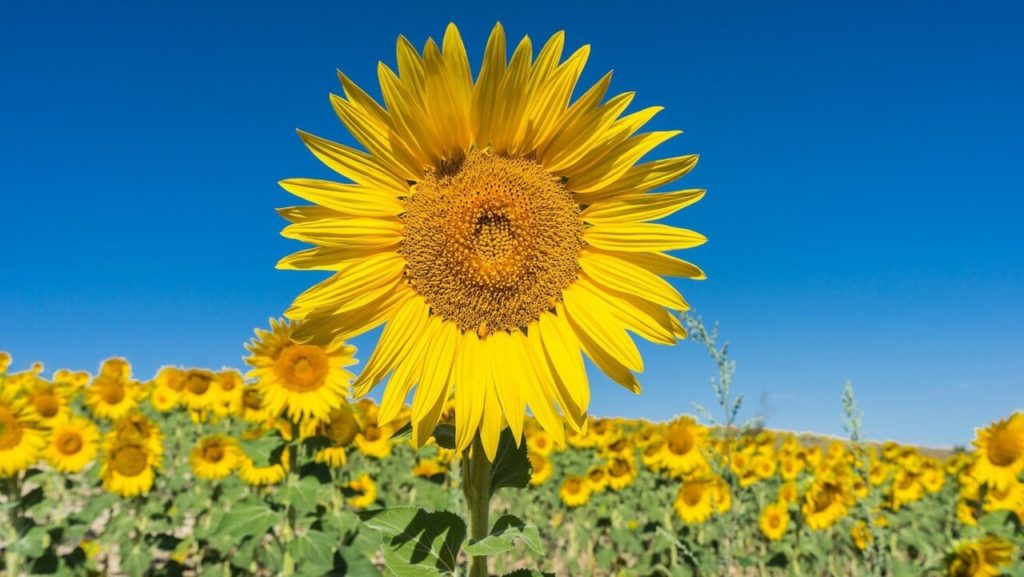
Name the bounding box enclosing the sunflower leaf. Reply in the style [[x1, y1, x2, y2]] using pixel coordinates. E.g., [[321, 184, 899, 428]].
[[489, 429, 532, 497], [359, 507, 466, 576], [464, 514, 543, 556]]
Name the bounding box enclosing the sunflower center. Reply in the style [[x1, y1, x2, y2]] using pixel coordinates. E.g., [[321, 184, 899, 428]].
[[33, 393, 60, 418], [768, 513, 781, 529], [987, 428, 1023, 467], [682, 483, 704, 507], [402, 150, 584, 334], [275, 345, 328, 392], [111, 445, 148, 477], [97, 378, 125, 404], [0, 410, 24, 450], [186, 372, 212, 396], [609, 459, 630, 477], [565, 478, 582, 494], [57, 431, 84, 455], [325, 410, 360, 447], [202, 443, 226, 463], [243, 389, 263, 410], [666, 427, 695, 455], [588, 468, 605, 483], [363, 425, 382, 442]]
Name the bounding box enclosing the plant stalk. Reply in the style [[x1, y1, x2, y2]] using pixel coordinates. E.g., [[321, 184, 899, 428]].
[[463, 435, 492, 577]]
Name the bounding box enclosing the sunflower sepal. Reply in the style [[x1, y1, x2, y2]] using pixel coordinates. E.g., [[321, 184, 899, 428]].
[[489, 428, 533, 497]]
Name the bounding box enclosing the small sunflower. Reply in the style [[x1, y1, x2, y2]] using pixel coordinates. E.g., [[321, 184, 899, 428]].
[[606, 454, 637, 490], [22, 380, 70, 425], [945, 535, 1015, 577], [758, 502, 789, 541], [559, 475, 591, 508], [346, 474, 378, 509], [150, 366, 184, 412], [246, 319, 357, 423], [586, 465, 609, 493], [84, 374, 140, 421], [180, 369, 219, 414], [890, 470, 924, 510], [314, 406, 362, 468], [657, 416, 707, 476], [101, 438, 157, 497], [238, 446, 290, 486], [971, 412, 1024, 491], [674, 477, 715, 525], [280, 23, 705, 459], [44, 416, 100, 473], [213, 370, 245, 417], [412, 459, 446, 480], [528, 452, 552, 485], [190, 435, 239, 480], [109, 413, 164, 458], [851, 520, 873, 552], [802, 479, 850, 530], [526, 429, 554, 457], [778, 481, 799, 505], [355, 422, 392, 459], [0, 402, 46, 476]]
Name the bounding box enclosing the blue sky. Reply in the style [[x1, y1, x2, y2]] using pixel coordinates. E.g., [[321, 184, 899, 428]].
[[2, 0, 1021, 447]]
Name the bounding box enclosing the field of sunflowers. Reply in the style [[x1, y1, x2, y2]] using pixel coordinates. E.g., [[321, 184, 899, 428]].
[[1, 334, 1021, 577]]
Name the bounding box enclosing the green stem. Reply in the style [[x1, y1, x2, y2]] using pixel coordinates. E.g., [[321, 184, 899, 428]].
[[463, 436, 492, 577], [4, 475, 22, 577]]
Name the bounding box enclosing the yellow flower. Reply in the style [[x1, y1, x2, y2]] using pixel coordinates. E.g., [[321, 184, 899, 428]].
[[213, 370, 245, 417], [657, 416, 707, 476], [674, 477, 715, 525], [0, 402, 46, 476], [890, 469, 924, 510], [346, 474, 378, 509], [355, 422, 392, 459], [526, 429, 554, 457], [559, 475, 591, 508], [44, 417, 99, 473], [22, 379, 70, 425], [759, 502, 789, 541], [84, 373, 140, 421], [109, 413, 164, 458], [802, 479, 850, 530], [180, 369, 219, 414], [982, 479, 1024, 513], [150, 385, 180, 413], [280, 23, 705, 460], [246, 319, 356, 423], [970, 412, 1024, 491], [957, 500, 978, 527], [606, 455, 637, 490], [100, 358, 132, 382], [238, 446, 290, 486], [0, 352, 10, 373], [869, 462, 890, 486], [779, 454, 804, 481], [528, 452, 552, 486], [314, 406, 362, 468], [753, 454, 777, 480], [190, 435, 239, 480], [101, 438, 157, 497], [851, 520, 873, 551], [413, 459, 446, 480], [779, 481, 799, 505], [586, 465, 609, 493], [945, 535, 1015, 577]]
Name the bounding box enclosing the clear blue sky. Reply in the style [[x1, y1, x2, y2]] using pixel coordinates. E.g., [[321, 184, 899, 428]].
[[2, 0, 1021, 448]]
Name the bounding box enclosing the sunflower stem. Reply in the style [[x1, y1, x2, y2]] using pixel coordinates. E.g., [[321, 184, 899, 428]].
[[463, 435, 491, 577], [4, 474, 22, 577]]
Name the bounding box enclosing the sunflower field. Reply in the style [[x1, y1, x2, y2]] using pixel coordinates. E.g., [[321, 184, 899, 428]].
[[1, 333, 1022, 577]]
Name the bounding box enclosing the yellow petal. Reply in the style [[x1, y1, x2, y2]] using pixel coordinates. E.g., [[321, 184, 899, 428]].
[[582, 189, 705, 224], [412, 320, 458, 447], [455, 332, 486, 453], [518, 329, 566, 445], [489, 330, 526, 443], [562, 282, 643, 372], [589, 249, 707, 280], [297, 130, 409, 194], [537, 305, 589, 420], [287, 252, 406, 317], [579, 250, 688, 311], [584, 223, 707, 252], [570, 131, 682, 193], [586, 154, 699, 199], [579, 276, 678, 345], [472, 23, 507, 145], [281, 216, 403, 249], [355, 296, 429, 395]]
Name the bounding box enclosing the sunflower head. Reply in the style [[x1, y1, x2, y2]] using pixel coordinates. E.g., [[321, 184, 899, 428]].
[[190, 435, 239, 480], [559, 475, 591, 508], [946, 536, 1015, 577], [102, 438, 156, 497], [972, 412, 1024, 491], [279, 23, 705, 460], [44, 417, 100, 473], [759, 502, 789, 541]]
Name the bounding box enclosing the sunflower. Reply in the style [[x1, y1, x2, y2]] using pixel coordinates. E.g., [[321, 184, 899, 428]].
[[656, 416, 707, 476], [240, 386, 276, 424], [101, 437, 157, 497], [779, 481, 799, 505], [559, 475, 591, 508], [150, 366, 184, 412], [802, 479, 850, 530], [22, 379, 70, 425], [982, 479, 1024, 513], [44, 417, 99, 473], [346, 474, 378, 509], [100, 358, 132, 382], [528, 452, 552, 485], [753, 454, 777, 480], [213, 370, 245, 417], [586, 465, 609, 493], [779, 454, 804, 481], [0, 402, 46, 476], [758, 502, 789, 541], [890, 470, 924, 510], [150, 386, 180, 413], [606, 454, 637, 490], [238, 446, 290, 486], [674, 477, 715, 525], [190, 435, 239, 480], [180, 369, 219, 414], [0, 351, 10, 373], [971, 412, 1024, 491], [413, 459, 447, 480], [84, 373, 140, 421], [945, 536, 1015, 577], [851, 520, 873, 551], [109, 413, 164, 458], [245, 319, 357, 423], [314, 406, 362, 468], [278, 23, 705, 459], [355, 422, 392, 459], [526, 429, 554, 457]]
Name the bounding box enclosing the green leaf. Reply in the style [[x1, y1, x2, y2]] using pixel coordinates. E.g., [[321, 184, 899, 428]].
[[120, 544, 152, 577], [489, 429, 531, 496], [10, 525, 47, 558], [500, 571, 555, 577], [279, 475, 322, 513], [359, 507, 466, 576], [239, 431, 286, 468], [216, 498, 278, 540], [288, 529, 336, 573], [463, 514, 542, 557]]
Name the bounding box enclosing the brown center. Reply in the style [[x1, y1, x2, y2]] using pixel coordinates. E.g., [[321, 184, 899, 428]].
[[111, 445, 148, 477], [57, 431, 84, 455], [275, 345, 329, 392]]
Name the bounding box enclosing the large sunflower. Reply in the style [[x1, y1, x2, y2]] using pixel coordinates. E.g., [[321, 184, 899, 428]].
[[278, 23, 705, 459], [0, 401, 46, 476], [971, 412, 1024, 491], [44, 416, 100, 473]]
